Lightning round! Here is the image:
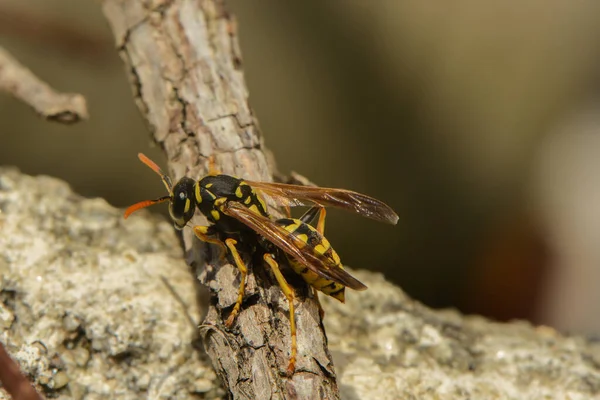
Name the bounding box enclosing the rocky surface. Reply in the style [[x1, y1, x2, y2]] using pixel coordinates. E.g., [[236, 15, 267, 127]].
[[323, 272, 600, 400], [0, 168, 218, 399], [1, 168, 599, 399]]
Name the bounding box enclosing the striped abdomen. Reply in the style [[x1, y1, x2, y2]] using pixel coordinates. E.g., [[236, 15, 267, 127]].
[[277, 218, 346, 302]]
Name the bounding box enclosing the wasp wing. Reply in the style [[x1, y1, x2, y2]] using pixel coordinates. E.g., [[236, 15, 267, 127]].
[[245, 181, 399, 225], [222, 201, 368, 291]]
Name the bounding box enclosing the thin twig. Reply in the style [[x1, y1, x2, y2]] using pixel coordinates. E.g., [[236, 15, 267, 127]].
[[0, 47, 88, 124]]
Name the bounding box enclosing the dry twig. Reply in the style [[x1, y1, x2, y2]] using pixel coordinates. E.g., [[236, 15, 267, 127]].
[[0, 47, 88, 123]]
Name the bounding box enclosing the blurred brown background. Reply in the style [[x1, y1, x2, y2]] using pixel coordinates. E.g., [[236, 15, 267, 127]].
[[2, 0, 600, 334]]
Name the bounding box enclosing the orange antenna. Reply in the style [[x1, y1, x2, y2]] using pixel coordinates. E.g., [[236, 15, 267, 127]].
[[124, 154, 174, 219], [207, 154, 221, 176], [124, 197, 170, 219], [138, 153, 173, 195]]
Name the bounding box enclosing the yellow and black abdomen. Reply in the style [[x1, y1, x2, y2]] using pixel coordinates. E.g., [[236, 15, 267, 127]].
[[277, 218, 346, 303]]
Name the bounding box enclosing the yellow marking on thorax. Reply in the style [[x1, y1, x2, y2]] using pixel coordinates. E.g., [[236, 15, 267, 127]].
[[256, 192, 268, 213], [235, 185, 244, 198], [205, 183, 213, 188], [211, 210, 221, 220], [244, 196, 252, 205]]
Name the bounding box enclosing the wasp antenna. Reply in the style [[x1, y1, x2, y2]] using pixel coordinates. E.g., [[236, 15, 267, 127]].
[[138, 153, 173, 194], [207, 155, 221, 176], [124, 196, 170, 219]]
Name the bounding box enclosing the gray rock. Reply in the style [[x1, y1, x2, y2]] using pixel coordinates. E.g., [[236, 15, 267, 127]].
[[0, 168, 220, 399], [1, 168, 599, 399], [322, 271, 600, 400]]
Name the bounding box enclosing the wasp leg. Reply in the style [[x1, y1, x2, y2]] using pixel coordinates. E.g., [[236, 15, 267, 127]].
[[315, 206, 326, 234], [193, 225, 227, 260], [298, 206, 327, 234], [224, 238, 248, 327], [299, 206, 327, 319], [208, 155, 221, 176], [263, 253, 297, 376]]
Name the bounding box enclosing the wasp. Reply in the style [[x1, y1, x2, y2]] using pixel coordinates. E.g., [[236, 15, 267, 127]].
[[124, 153, 398, 374]]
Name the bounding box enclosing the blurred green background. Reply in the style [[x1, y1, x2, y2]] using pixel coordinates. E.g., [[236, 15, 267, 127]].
[[3, 0, 600, 333]]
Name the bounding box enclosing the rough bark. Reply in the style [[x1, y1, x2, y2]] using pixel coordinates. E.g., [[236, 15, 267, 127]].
[[101, 1, 338, 398]]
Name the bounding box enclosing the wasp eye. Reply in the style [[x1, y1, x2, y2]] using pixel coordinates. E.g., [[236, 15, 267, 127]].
[[179, 192, 186, 200]]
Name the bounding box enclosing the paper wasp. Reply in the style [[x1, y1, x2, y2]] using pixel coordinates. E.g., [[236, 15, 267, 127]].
[[124, 153, 398, 374]]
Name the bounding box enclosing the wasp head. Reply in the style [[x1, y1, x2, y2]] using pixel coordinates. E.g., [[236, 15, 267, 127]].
[[124, 153, 198, 230], [169, 177, 197, 230]]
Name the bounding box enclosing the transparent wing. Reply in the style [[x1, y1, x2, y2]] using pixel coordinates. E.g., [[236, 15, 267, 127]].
[[245, 181, 399, 225]]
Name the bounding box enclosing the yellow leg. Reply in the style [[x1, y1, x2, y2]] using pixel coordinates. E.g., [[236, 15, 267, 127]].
[[263, 253, 297, 376], [315, 206, 326, 234], [299, 206, 326, 234], [224, 238, 247, 327], [298, 206, 327, 320], [208, 155, 221, 176], [193, 225, 227, 259]]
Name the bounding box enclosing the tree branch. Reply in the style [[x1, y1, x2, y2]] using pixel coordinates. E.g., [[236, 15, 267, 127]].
[[0, 47, 88, 124], [101, 1, 339, 398]]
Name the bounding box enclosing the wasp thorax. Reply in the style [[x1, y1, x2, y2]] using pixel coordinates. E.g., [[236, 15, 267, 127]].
[[198, 175, 241, 204], [169, 177, 197, 229]]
